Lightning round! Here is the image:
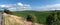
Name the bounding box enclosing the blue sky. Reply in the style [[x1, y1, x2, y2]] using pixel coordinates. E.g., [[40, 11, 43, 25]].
[[0, 0, 60, 11], [0, 0, 60, 6]]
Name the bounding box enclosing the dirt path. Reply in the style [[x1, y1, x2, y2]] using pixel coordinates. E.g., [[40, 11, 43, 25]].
[[3, 13, 43, 25]]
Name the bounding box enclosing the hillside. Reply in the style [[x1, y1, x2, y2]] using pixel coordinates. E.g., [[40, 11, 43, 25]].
[[2, 13, 43, 25]]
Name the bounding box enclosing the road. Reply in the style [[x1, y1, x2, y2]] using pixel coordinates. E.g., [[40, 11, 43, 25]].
[[0, 12, 2, 25]]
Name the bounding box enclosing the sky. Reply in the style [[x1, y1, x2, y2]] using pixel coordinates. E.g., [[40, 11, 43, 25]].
[[0, 0, 60, 11]]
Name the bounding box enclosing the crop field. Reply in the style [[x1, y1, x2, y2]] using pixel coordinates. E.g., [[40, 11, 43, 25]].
[[13, 11, 52, 24]]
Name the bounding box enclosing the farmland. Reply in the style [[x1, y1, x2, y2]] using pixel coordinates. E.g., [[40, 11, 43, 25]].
[[13, 11, 52, 24]]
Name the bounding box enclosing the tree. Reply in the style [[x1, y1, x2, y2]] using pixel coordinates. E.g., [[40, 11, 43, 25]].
[[46, 12, 54, 25], [26, 14, 36, 25], [26, 14, 36, 22], [46, 11, 60, 25], [4, 9, 13, 15]]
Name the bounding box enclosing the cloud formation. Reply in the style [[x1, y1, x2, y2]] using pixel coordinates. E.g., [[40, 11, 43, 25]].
[[36, 4, 60, 11], [0, 3, 60, 11], [0, 2, 31, 11]]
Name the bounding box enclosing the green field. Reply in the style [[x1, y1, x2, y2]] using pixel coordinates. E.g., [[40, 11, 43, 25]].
[[0, 10, 2, 12], [13, 11, 52, 24]]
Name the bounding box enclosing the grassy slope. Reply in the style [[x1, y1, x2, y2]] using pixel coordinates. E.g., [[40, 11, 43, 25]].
[[2, 13, 25, 25], [13, 11, 52, 24]]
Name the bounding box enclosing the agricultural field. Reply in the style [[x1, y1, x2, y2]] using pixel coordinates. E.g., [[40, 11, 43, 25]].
[[13, 11, 52, 24]]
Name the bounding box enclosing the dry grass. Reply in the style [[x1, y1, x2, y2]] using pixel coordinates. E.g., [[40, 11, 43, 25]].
[[2, 13, 25, 25], [2, 13, 43, 25]]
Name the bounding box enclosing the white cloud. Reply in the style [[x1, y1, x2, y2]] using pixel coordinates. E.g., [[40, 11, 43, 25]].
[[17, 3, 23, 6], [36, 4, 60, 11], [0, 3, 60, 11], [0, 2, 31, 11], [0, 5, 5, 7], [8, 8, 17, 11], [0, 4, 12, 8]]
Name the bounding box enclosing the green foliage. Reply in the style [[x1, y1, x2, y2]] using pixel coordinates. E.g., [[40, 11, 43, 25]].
[[26, 14, 37, 22], [13, 11, 51, 24], [0, 10, 2, 12], [46, 11, 60, 25]]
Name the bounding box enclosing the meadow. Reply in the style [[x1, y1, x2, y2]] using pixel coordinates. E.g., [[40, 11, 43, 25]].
[[13, 11, 52, 24]]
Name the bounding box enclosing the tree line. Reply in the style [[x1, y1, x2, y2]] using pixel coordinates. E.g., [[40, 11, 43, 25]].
[[46, 10, 60, 25]]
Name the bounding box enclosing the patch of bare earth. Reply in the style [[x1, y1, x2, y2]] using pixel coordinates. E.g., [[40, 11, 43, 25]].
[[2, 13, 43, 25]]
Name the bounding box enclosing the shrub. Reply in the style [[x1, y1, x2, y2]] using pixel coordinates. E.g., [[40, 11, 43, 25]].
[[26, 14, 36, 22]]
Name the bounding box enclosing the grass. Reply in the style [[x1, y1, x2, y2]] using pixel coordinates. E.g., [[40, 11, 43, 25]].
[[13, 11, 52, 24]]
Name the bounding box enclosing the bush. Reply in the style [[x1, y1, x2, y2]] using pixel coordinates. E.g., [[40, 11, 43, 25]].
[[26, 14, 36, 22]]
